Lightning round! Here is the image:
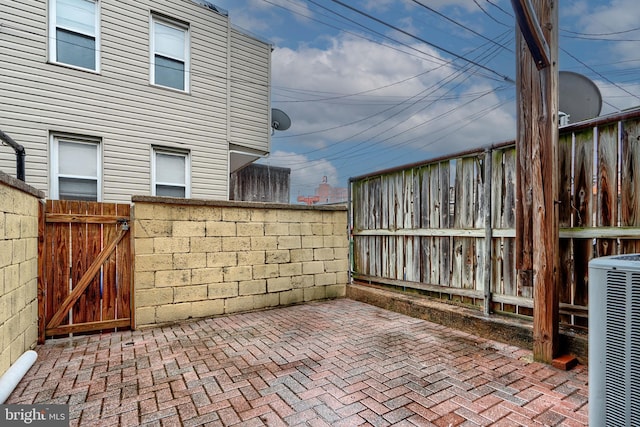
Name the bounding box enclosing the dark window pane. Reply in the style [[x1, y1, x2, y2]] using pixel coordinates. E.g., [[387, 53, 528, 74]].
[[59, 177, 97, 201], [56, 28, 96, 70], [154, 55, 185, 90], [156, 184, 186, 198]]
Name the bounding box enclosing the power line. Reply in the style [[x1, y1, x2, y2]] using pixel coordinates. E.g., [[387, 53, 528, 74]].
[[333, 49, 511, 159], [280, 33, 512, 165], [278, 67, 464, 103], [485, 0, 514, 17], [560, 26, 640, 36], [560, 34, 640, 42], [472, 0, 510, 27], [260, 0, 450, 68], [286, 99, 513, 177], [327, 0, 515, 83], [260, 0, 509, 84], [1, 14, 513, 115], [273, 68, 439, 104], [354, 95, 515, 174], [561, 47, 640, 103], [409, 0, 513, 51], [274, 31, 512, 146], [328, 43, 512, 164], [273, 87, 510, 105]]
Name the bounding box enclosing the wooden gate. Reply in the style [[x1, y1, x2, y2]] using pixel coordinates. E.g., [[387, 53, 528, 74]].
[[38, 200, 133, 342]]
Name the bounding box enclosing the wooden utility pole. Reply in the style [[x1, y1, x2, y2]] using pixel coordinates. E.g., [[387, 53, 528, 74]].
[[513, 0, 559, 363]]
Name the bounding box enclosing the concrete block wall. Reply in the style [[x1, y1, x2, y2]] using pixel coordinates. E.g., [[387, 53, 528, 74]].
[[132, 197, 349, 327], [0, 172, 43, 377]]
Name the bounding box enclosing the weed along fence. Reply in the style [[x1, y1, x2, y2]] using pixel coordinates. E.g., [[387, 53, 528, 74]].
[[132, 197, 349, 327], [349, 109, 640, 331]]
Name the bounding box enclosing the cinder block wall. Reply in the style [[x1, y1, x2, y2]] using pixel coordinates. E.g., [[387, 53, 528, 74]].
[[0, 172, 42, 377], [132, 197, 349, 327]]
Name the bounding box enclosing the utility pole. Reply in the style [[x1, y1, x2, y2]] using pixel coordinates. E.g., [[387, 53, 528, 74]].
[[512, 0, 559, 363]]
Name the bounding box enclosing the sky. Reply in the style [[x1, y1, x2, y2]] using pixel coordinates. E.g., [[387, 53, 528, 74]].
[[213, 0, 640, 201]]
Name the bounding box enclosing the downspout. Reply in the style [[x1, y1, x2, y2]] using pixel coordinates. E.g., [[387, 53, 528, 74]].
[[225, 16, 232, 201], [0, 350, 38, 404], [0, 130, 26, 181]]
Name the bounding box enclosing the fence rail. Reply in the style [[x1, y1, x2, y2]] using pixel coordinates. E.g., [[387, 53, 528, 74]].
[[350, 109, 640, 329]]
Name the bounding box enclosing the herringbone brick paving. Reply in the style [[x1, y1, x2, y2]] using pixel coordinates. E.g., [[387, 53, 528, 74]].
[[6, 299, 588, 426]]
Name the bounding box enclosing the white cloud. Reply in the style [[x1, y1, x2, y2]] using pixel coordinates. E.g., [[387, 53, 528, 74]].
[[218, 3, 518, 185], [215, 0, 313, 34], [578, 0, 640, 33], [360, 0, 399, 13], [561, 0, 589, 18], [271, 35, 515, 155], [574, 0, 640, 62]]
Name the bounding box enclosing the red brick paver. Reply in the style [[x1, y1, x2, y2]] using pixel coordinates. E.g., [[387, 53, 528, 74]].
[[6, 299, 588, 426]]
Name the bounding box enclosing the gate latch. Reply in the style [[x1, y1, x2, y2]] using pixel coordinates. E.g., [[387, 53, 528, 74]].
[[118, 219, 129, 231]]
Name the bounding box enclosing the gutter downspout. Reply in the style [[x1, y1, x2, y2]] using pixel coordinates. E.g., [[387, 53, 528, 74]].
[[0, 350, 38, 404], [0, 130, 26, 181]]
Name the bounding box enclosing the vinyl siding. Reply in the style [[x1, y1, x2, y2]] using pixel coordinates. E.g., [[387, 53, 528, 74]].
[[229, 27, 271, 153], [0, 0, 270, 202]]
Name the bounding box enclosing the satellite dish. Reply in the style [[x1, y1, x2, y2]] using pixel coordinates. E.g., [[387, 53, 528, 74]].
[[271, 108, 291, 131], [559, 71, 602, 124]]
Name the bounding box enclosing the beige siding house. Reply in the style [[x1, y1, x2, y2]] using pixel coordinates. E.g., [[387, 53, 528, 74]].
[[0, 0, 272, 202]]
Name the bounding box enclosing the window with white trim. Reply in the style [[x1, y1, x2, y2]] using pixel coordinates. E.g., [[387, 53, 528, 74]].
[[50, 135, 101, 201], [152, 148, 190, 198], [49, 0, 100, 71], [150, 15, 190, 91]]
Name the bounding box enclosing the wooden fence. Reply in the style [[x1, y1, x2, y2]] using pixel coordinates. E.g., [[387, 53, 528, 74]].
[[38, 200, 133, 341], [350, 109, 640, 329]]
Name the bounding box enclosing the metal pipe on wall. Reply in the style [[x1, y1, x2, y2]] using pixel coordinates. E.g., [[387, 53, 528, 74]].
[[0, 130, 26, 182]]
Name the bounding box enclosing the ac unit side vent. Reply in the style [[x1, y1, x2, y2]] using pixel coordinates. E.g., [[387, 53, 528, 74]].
[[590, 255, 640, 426], [632, 273, 640, 423], [614, 254, 640, 262]]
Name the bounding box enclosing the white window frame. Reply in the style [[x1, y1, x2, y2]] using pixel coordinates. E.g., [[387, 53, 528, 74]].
[[48, 0, 101, 72], [150, 14, 190, 92], [151, 147, 191, 198], [50, 134, 102, 201]]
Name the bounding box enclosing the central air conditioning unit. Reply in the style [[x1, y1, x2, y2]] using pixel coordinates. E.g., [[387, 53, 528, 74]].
[[589, 254, 640, 427]]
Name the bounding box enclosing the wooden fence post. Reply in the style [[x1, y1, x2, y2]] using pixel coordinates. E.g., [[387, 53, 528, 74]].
[[483, 149, 493, 315], [514, 0, 560, 363]]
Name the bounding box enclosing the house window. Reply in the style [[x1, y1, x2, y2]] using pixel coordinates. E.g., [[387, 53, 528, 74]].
[[152, 148, 190, 197], [51, 135, 101, 201], [49, 0, 99, 71], [150, 15, 189, 91]]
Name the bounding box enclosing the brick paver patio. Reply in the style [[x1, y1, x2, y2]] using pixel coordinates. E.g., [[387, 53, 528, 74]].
[[6, 299, 588, 426]]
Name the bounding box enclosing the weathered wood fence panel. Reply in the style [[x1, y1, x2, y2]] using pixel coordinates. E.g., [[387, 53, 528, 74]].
[[622, 119, 640, 253], [558, 133, 573, 324], [350, 111, 640, 329]]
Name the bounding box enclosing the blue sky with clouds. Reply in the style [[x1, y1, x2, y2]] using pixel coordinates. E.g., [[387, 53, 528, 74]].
[[214, 0, 640, 200]]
